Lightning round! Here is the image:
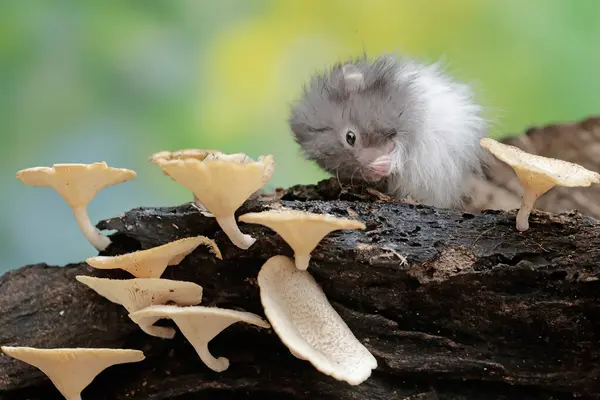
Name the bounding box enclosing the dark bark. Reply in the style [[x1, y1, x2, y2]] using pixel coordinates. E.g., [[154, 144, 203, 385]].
[[1, 179, 599, 400]]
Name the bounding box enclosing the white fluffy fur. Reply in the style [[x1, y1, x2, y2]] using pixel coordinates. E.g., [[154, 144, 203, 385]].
[[387, 60, 486, 208]]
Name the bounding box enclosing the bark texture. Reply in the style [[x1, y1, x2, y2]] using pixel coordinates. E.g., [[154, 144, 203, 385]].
[[1, 117, 600, 399]]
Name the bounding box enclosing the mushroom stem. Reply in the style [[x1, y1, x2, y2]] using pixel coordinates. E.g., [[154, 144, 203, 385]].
[[129, 313, 177, 338], [192, 196, 214, 217], [216, 215, 256, 249], [195, 344, 230, 372], [294, 253, 311, 270], [516, 189, 539, 232], [72, 206, 111, 251], [70, 396, 82, 400]]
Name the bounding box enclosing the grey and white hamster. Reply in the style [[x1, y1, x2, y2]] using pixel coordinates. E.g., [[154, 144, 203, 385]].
[[288, 54, 487, 209]]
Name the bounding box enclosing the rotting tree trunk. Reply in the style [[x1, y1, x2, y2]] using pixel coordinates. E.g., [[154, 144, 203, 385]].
[[0, 178, 599, 400]]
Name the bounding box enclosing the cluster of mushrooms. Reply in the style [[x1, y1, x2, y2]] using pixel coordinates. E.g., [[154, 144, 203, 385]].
[[3, 149, 373, 399], [3, 138, 600, 399]]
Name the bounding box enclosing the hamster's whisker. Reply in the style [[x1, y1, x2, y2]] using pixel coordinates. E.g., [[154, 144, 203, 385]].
[[358, 168, 368, 182], [350, 166, 362, 186], [335, 164, 343, 189], [332, 159, 348, 190]]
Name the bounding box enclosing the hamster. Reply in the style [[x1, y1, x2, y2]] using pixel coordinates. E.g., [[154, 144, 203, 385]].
[[288, 54, 487, 209]]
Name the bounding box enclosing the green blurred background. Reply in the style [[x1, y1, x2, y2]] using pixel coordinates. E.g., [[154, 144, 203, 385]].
[[1, 0, 600, 272]]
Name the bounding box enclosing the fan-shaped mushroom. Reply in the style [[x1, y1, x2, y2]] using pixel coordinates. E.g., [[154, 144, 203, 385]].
[[151, 151, 275, 249], [16, 162, 136, 251], [239, 210, 366, 269], [148, 148, 219, 214], [257, 255, 377, 385], [1, 346, 144, 400], [148, 149, 255, 216], [480, 138, 600, 231], [86, 236, 220, 278], [128, 305, 270, 372], [76, 276, 203, 314]]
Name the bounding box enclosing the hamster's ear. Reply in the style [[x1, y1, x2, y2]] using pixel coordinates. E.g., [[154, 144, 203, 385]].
[[342, 64, 364, 94]]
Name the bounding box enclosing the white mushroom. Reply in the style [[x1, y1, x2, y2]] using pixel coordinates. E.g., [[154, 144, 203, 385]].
[[239, 210, 366, 270], [148, 149, 221, 215], [85, 236, 221, 278], [1, 346, 144, 400], [151, 151, 275, 249], [75, 276, 203, 314], [481, 138, 600, 231], [257, 255, 377, 385], [128, 305, 270, 372], [16, 162, 136, 251]]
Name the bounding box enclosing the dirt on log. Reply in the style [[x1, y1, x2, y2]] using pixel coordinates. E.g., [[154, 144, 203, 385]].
[[0, 176, 599, 400]]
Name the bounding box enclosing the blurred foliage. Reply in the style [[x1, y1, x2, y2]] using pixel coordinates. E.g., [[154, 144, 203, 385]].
[[1, 0, 599, 271]]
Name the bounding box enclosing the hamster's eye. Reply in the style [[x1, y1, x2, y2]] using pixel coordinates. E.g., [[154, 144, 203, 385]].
[[385, 128, 397, 137], [345, 131, 356, 146]]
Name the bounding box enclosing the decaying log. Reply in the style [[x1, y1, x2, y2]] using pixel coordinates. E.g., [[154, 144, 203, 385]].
[[1, 175, 599, 400], [2, 116, 600, 399]]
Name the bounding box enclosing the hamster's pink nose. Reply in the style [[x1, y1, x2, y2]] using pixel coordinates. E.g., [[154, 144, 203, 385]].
[[366, 155, 392, 181]]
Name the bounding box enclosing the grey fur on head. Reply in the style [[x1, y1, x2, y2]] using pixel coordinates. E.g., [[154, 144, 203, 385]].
[[288, 53, 487, 209]]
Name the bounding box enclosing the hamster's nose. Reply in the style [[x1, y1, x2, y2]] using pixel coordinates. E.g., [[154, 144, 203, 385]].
[[366, 155, 392, 181]]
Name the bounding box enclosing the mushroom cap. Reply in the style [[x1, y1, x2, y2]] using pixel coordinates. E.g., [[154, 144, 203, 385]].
[[129, 305, 270, 372], [1, 346, 144, 399], [480, 138, 600, 189], [16, 162, 136, 208], [75, 276, 203, 313], [129, 304, 271, 337], [86, 236, 221, 278], [257, 255, 377, 385], [148, 149, 222, 165], [239, 210, 366, 256], [153, 153, 275, 218]]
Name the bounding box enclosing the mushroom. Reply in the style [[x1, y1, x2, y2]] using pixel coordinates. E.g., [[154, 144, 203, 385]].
[[75, 276, 203, 314], [0, 346, 144, 400], [239, 210, 366, 270], [480, 138, 600, 231], [16, 162, 136, 251], [257, 255, 377, 385], [149, 149, 224, 215], [86, 236, 221, 278], [128, 305, 270, 372], [148, 149, 258, 216], [151, 151, 275, 249], [148, 148, 222, 164]]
